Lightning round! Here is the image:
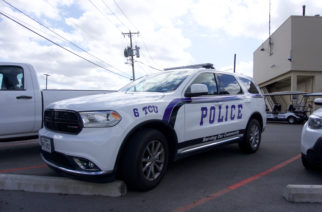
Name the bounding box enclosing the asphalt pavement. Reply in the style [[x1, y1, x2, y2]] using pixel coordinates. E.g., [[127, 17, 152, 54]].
[[1, 123, 322, 212]]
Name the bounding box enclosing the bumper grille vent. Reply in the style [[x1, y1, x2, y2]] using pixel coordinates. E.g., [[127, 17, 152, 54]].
[[44, 110, 83, 134]]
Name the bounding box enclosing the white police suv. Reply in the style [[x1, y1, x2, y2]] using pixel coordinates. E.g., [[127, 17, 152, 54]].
[[39, 64, 266, 190], [301, 98, 322, 169]]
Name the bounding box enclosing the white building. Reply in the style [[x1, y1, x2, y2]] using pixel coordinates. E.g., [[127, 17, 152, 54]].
[[254, 15, 322, 93], [254, 15, 322, 111]]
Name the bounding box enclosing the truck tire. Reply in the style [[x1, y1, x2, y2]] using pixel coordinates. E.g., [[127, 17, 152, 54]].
[[239, 119, 261, 153], [120, 129, 169, 191]]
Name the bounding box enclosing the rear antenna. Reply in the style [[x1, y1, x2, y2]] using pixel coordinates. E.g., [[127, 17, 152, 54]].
[[268, 0, 272, 55]]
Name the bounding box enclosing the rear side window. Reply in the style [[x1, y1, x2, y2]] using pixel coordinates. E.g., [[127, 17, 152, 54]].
[[217, 73, 242, 95], [0, 66, 24, 90], [239, 77, 260, 94]]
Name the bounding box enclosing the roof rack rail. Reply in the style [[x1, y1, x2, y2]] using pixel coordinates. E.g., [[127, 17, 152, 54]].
[[164, 63, 214, 71]]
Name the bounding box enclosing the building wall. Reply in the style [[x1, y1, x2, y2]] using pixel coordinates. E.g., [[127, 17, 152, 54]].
[[253, 17, 292, 85], [254, 16, 322, 90], [292, 16, 322, 71]]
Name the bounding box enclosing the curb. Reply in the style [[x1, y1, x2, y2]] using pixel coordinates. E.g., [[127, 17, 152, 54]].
[[283, 184, 322, 203], [0, 174, 127, 197]]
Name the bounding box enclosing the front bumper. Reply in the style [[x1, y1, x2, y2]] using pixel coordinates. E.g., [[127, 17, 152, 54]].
[[39, 126, 125, 177], [304, 138, 322, 168], [41, 151, 109, 176], [301, 122, 322, 154]]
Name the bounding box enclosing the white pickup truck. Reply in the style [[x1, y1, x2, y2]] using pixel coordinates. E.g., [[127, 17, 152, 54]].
[[0, 62, 113, 140]]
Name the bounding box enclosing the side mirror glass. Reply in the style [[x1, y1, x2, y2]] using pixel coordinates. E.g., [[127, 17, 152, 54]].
[[186, 84, 208, 97], [314, 98, 322, 106]]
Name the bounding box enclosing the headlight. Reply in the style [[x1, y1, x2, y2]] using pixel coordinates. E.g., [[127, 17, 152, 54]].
[[308, 115, 322, 129], [80, 111, 122, 128]]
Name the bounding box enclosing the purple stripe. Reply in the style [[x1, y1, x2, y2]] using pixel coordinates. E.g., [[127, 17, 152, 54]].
[[162, 98, 188, 123]]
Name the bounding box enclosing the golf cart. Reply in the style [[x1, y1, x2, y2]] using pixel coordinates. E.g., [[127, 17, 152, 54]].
[[264, 91, 308, 124]]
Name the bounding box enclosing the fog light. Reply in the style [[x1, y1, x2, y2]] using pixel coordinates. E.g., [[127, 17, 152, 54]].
[[73, 157, 100, 171]]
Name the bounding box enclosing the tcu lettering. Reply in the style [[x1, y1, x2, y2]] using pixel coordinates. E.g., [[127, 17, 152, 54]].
[[133, 105, 158, 117], [200, 104, 243, 126]]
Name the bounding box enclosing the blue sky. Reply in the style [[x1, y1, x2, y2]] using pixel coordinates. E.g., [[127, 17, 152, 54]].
[[1, 0, 322, 90]]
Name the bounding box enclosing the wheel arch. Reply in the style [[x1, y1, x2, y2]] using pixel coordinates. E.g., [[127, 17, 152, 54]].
[[247, 112, 264, 131], [114, 119, 178, 173]]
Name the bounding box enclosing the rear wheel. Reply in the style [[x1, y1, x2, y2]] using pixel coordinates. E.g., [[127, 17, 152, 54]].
[[120, 129, 168, 191], [287, 116, 296, 124], [239, 119, 261, 153]]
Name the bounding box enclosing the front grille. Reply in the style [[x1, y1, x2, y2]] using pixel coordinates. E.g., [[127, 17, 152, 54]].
[[44, 109, 83, 134]]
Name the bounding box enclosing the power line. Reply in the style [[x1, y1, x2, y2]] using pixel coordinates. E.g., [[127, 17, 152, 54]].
[[88, 0, 125, 33], [101, 0, 130, 31], [112, 0, 138, 30], [87, 0, 128, 48], [134, 60, 163, 71], [2, 0, 123, 73], [0, 11, 131, 79]]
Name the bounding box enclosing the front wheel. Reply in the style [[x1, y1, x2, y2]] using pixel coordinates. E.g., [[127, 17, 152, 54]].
[[120, 129, 169, 191], [301, 153, 315, 170], [239, 119, 262, 153]]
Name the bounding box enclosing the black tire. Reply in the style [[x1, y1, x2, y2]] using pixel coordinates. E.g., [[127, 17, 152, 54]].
[[120, 129, 169, 191], [287, 116, 296, 124], [239, 119, 262, 153], [301, 153, 315, 170]]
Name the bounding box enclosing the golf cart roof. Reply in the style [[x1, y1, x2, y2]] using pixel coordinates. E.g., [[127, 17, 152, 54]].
[[303, 92, 322, 97], [264, 91, 307, 96]]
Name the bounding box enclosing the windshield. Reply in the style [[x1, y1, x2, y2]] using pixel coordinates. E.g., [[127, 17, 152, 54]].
[[120, 70, 192, 93]]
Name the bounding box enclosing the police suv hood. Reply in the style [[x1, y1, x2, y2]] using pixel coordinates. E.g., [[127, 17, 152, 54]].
[[312, 107, 322, 116], [47, 91, 166, 111]]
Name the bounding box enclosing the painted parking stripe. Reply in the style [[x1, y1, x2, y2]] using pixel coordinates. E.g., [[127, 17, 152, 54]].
[[173, 154, 301, 212], [0, 164, 47, 173]]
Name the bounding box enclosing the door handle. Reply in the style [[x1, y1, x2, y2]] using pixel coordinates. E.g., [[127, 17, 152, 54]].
[[16, 96, 32, 99]]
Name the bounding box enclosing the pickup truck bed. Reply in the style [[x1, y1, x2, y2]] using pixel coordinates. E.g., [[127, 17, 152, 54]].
[[0, 62, 114, 140]]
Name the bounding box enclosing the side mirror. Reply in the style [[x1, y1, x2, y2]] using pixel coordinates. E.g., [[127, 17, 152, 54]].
[[314, 98, 322, 106], [186, 84, 208, 97]]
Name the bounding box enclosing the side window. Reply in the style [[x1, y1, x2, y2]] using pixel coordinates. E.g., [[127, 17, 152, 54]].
[[188, 72, 218, 95], [217, 73, 242, 95], [239, 77, 260, 94], [0, 66, 24, 90]]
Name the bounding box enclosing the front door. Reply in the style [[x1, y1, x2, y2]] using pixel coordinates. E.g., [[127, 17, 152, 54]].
[[0, 65, 36, 137]]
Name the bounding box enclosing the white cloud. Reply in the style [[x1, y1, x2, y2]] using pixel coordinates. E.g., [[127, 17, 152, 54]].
[[2, 0, 322, 90], [0, 0, 194, 89], [191, 0, 322, 40], [220, 61, 253, 77]]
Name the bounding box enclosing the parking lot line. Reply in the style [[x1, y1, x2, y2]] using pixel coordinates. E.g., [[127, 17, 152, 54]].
[[0, 164, 47, 173], [173, 154, 301, 212]]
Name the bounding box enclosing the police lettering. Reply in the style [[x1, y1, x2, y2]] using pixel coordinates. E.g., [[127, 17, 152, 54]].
[[200, 104, 243, 126]]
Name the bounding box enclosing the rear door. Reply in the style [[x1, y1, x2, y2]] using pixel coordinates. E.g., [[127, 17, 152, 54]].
[[0, 65, 36, 137]]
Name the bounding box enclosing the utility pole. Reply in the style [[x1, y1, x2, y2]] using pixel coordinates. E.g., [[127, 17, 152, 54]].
[[122, 31, 140, 81], [44, 74, 50, 90], [233, 54, 236, 73]]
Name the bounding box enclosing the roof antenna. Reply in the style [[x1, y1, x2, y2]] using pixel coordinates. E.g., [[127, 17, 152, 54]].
[[268, 0, 272, 55]]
